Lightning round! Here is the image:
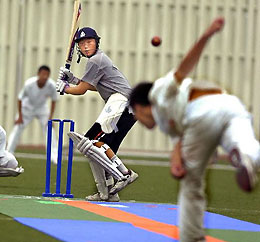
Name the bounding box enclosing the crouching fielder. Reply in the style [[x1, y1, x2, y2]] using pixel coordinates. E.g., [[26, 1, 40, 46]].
[[0, 126, 24, 177], [129, 17, 260, 242], [57, 27, 138, 202]]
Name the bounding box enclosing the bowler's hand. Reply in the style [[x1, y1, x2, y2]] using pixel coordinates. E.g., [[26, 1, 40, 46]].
[[204, 17, 225, 38], [170, 141, 186, 179], [15, 115, 23, 125]]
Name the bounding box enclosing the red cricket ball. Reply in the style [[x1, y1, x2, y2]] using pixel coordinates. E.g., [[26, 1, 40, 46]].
[[151, 36, 161, 47]]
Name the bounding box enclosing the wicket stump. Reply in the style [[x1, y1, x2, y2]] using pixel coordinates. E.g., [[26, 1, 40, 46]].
[[42, 119, 75, 198]]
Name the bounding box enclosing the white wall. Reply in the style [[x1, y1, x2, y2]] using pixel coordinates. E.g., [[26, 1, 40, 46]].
[[1, 0, 260, 152]]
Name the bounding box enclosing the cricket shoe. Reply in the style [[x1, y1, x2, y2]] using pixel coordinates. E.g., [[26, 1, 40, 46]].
[[229, 148, 258, 192], [109, 170, 138, 195], [0, 166, 24, 177], [85, 192, 120, 202]]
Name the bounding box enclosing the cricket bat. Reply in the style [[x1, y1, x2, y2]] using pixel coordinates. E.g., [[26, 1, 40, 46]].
[[61, 0, 81, 95]]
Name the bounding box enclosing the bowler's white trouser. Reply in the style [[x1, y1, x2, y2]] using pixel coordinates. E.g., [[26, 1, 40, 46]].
[[0, 126, 18, 168], [179, 94, 260, 242], [7, 112, 57, 162]]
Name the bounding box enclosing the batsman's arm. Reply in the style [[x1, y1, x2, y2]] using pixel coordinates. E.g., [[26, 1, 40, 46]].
[[65, 81, 97, 95], [174, 17, 225, 84]]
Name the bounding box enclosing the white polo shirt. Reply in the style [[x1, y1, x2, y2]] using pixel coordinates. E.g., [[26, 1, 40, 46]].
[[149, 71, 192, 138], [18, 76, 58, 115]]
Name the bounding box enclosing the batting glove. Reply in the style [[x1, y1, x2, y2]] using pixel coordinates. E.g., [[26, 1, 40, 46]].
[[59, 67, 80, 85], [56, 79, 70, 93], [77, 137, 93, 156]]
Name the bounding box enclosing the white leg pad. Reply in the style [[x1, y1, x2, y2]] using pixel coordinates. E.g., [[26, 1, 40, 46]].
[[68, 132, 125, 180], [89, 160, 109, 200], [67, 132, 83, 146], [87, 145, 124, 180], [106, 175, 114, 187]]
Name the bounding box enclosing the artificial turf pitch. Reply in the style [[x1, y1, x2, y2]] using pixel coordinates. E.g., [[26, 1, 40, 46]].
[[0, 153, 259, 241]]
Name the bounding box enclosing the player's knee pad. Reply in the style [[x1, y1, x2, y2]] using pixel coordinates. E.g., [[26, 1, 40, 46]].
[[87, 141, 124, 180]]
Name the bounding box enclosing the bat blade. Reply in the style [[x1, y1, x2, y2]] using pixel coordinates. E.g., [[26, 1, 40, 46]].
[[60, 0, 81, 95], [65, 0, 81, 69]]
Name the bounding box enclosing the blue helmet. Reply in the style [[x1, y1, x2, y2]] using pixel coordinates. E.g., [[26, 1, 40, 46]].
[[75, 27, 101, 61], [75, 27, 100, 44]]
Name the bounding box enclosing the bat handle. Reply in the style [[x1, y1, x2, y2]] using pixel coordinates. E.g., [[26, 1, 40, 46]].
[[65, 63, 71, 70], [60, 63, 71, 95]]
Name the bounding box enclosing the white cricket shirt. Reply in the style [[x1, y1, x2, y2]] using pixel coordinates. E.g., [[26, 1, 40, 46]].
[[18, 76, 58, 115]]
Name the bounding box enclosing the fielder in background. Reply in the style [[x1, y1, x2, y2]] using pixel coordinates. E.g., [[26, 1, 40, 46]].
[[8, 66, 58, 164], [56, 27, 138, 202], [129, 17, 260, 242], [0, 125, 24, 177]]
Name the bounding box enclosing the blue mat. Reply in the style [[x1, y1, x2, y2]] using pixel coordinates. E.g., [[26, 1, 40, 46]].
[[15, 218, 178, 242], [14, 201, 260, 242], [93, 202, 260, 232]]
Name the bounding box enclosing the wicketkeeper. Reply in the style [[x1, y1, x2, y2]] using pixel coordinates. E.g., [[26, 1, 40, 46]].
[[56, 27, 138, 202], [0, 125, 24, 177], [129, 17, 260, 242]]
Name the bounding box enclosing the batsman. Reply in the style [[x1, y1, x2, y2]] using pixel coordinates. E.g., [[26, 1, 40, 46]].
[[56, 27, 138, 202]]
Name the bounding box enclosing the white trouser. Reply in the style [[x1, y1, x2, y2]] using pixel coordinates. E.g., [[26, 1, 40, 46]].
[[0, 125, 7, 157], [179, 94, 260, 242], [90, 93, 128, 194], [7, 112, 57, 161], [0, 126, 18, 168], [96, 93, 128, 133], [0, 151, 18, 168], [89, 159, 114, 199]]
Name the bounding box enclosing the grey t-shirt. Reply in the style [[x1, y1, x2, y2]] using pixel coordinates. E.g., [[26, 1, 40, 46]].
[[81, 50, 132, 102]]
